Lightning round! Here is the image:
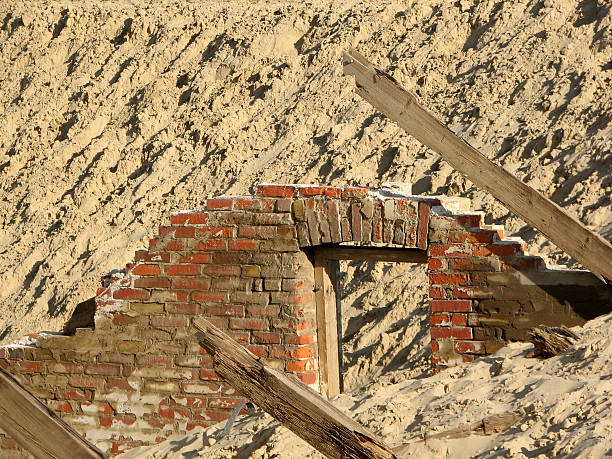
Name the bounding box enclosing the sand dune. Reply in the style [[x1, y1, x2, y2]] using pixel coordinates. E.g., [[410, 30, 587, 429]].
[[1, 0, 611, 456]]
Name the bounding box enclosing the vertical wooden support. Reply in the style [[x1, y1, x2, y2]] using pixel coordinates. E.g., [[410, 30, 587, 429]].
[[314, 251, 341, 398]]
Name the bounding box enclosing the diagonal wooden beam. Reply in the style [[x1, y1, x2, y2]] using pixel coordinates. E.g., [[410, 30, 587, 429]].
[[194, 318, 397, 459], [0, 368, 106, 459], [343, 47, 612, 284]]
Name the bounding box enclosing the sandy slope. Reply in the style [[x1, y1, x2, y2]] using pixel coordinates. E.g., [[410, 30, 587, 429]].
[[119, 311, 612, 458], [1, 0, 610, 345], [1, 0, 611, 456]]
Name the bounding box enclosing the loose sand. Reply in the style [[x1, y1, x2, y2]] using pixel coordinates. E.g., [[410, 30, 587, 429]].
[[1, 0, 611, 456]]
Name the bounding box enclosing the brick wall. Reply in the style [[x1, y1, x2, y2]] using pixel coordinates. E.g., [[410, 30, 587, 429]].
[[1, 184, 610, 456], [427, 206, 612, 366]]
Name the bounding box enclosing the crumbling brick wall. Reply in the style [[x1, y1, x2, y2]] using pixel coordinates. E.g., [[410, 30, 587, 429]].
[[1, 184, 610, 456], [427, 206, 612, 366]]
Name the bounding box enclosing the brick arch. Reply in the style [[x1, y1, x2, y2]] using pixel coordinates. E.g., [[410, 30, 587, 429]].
[[1, 183, 610, 456]]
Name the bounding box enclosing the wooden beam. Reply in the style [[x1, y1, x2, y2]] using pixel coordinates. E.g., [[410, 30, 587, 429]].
[[314, 253, 341, 398], [0, 368, 106, 459], [194, 318, 397, 459], [343, 48, 612, 284], [317, 246, 427, 263]]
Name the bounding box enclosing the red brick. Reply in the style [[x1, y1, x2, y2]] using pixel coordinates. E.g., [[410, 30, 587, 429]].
[[430, 313, 450, 326], [226, 331, 249, 343], [238, 225, 277, 239], [454, 340, 485, 354], [236, 198, 265, 211], [134, 250, 171, 263], [179, 253, 212, 264], [229, 239, 258, 251], [150, 238, 184, 251], [252, 331, 281, 344], [429, 273, 469, 285], [151, 315, 189, 327], [456, 214, 482, 227], [165, 265, 200, 276], [107, 378, 136, 391], [193, 409, 232, 423], [192, 291, 226, 303], [430, 299, 472, 312], [207, 305, 244, 317], [291, 347, 314, 359], [136, 355, 173, 366], [48, 400, 73, 413], [268, 346, 289, 358], [212, 252, 252, 265], [297, 372, 317, 385], [451, 313, 468, 326], [171, 396, 210, 408], [81, 402, 113, 414], [158, 407, 190, 419], [186, 421, 213, 430], [342, 186, 370, 198], [172, 277, 210, 290], [207, 397, 243, 409], [132, 264, 161, 276], [286, 359, 314, 372], [85, 363, 121, 376], [197, 227, 234, 238], [203, 265, 241, 277], [194, 239, 227, 251], [453, 287, 475, 298], [246, 345, 267, 358], [49, 362, 82, 374], [166, 303, 202, 315], [430, 327, 473, 339], [206, 198, 233, 210], [230, 318, 266, 330], [247, 305, 280, 316], [159, 226, 196, 238], [285, 333, 313, 345], [258, 184, 296, 197], [134, 277, 170, 289], [99, 415, 135, 427], [473, 244, 520, 257], [113, 288, 149, 300], [200, 369, 223, 381], [428, 244, 470, 257], [69, 376, 105, 389], [429, 286, 445, 298], [428, 258, 444, 271], [430, 340, 440, 352], [56, 389, 93, 401], [170, 212, 208, 225]]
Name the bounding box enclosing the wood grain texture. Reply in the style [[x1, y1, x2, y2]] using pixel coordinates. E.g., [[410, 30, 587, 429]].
[[0, 368, 106, 459], [194, 318, 397, 459], [314, 253, 341, 398], [343, 48, 612, 284], [316, 246, 427, 263]]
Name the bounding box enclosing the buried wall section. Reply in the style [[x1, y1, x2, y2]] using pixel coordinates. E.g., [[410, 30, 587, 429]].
[[0, 184, 611, 456]]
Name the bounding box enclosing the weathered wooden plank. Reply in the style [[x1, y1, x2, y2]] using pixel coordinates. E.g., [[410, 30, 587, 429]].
[[528, 326, 579, 358], [314, 253, 341, 398], [194, 318, 397, 459], [0, 368, 106, 459], [343, 48, 612, 284], [317, 246, 427, 263]]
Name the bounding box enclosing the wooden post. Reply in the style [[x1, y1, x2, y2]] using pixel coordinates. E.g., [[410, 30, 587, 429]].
[[343, 48, 612, 284], [194, 318, 397, 459], [314, 252, 341, 398], [0, 368, 106, 459]]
